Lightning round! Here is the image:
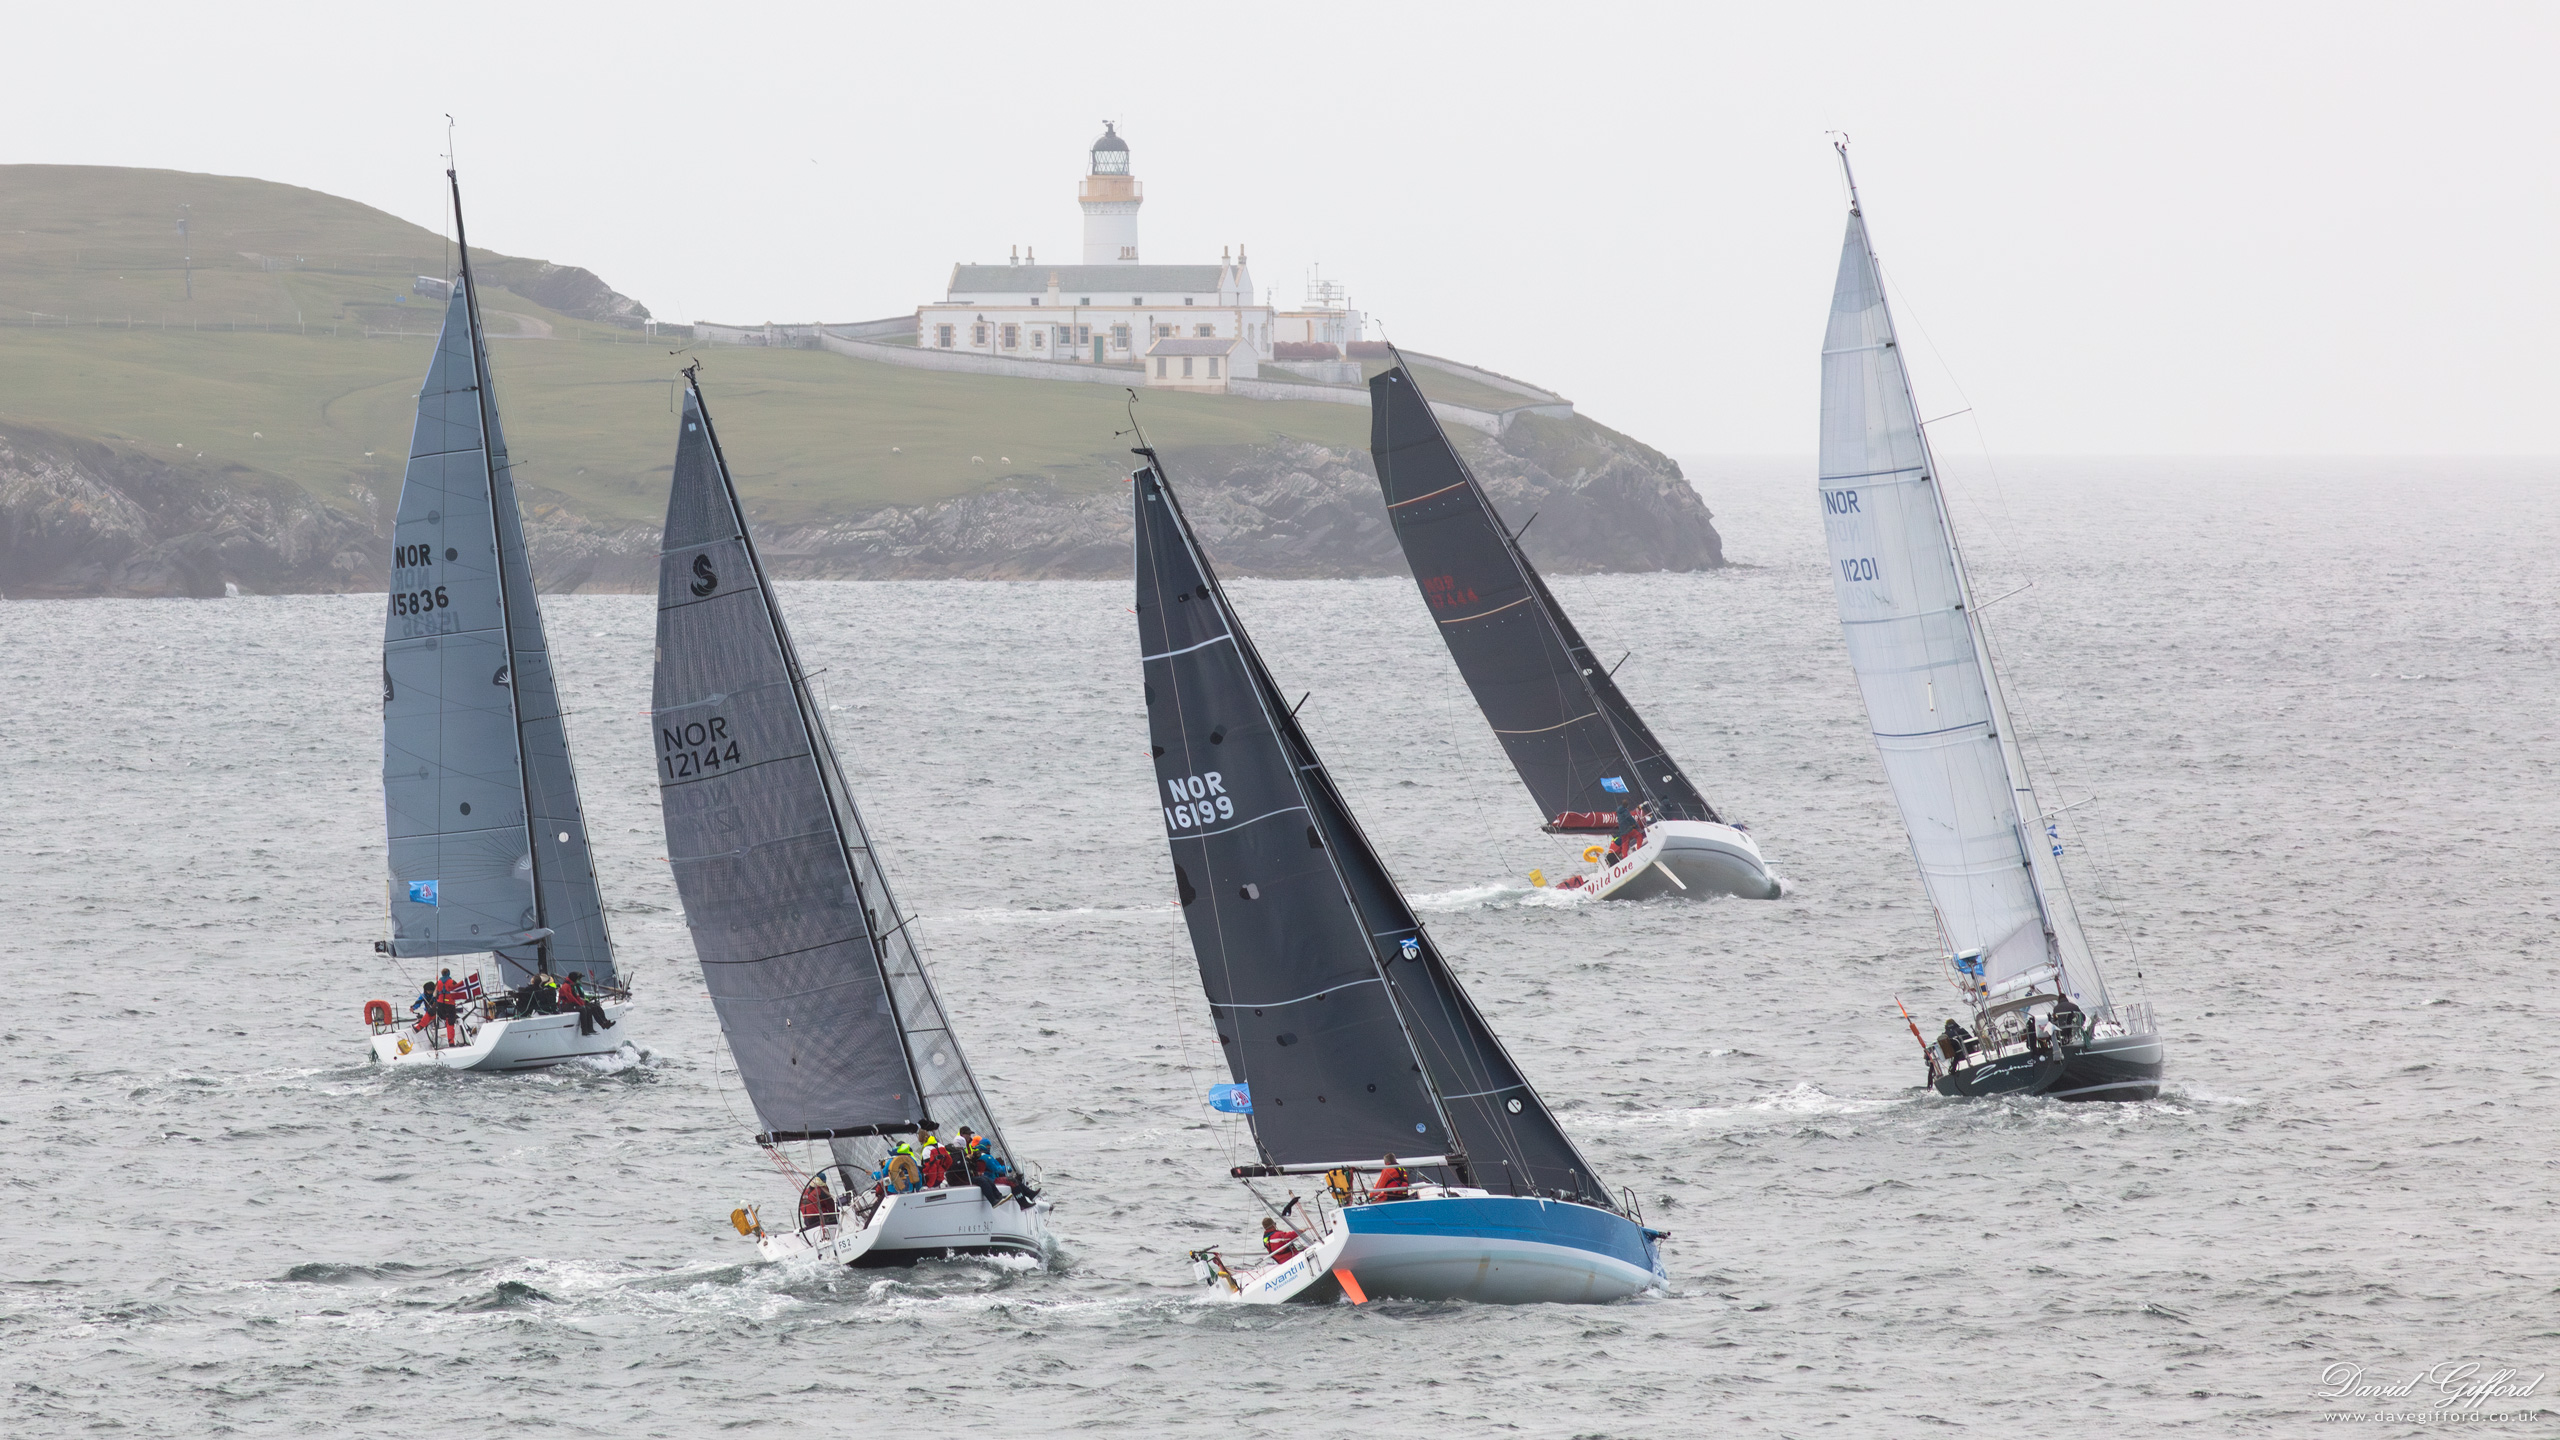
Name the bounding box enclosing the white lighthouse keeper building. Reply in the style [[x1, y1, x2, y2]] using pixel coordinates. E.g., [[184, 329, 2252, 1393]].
[[916, 125, 1278, 368]]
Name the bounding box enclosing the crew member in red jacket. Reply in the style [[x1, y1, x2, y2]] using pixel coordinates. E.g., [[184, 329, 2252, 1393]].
[[1261, 1216, 1305, 1260], [1372, 1155, 1414, 1202]]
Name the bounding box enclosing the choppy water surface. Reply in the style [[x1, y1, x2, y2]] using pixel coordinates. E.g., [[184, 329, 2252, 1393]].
[[6, 457, 2558, 1437]]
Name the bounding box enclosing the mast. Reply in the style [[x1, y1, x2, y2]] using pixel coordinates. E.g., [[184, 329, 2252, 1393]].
[[1369, 358, 1711, 825], [448, 162, 548, 972], [1826, 141, 2101, 1008], [683, 371, 938, 1141], [1136, 447, 1611, 1201], [1137, 448, 1465, 1170]]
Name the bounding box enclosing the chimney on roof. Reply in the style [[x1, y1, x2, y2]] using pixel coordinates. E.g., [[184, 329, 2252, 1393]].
[[1010, 245, 1019, 266], [1027, 246, 1035, 265]]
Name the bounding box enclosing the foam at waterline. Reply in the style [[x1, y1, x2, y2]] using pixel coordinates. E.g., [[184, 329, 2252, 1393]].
[[1576, 1083, 1898, 1131], [1403, 880, 1596, 913]]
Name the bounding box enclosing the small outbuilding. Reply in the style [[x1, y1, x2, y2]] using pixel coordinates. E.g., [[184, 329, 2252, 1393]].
[[1144, 336, 1256, 392]]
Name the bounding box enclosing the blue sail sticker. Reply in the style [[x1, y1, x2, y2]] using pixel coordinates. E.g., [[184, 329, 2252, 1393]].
[[1208, 1083, 1252, 1115], [1600, 776, 1629, 794], [1398, 938, 1421, 960], [408, 880, 439, 906]]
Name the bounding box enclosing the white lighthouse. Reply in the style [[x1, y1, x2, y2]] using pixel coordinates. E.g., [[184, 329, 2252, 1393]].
[[1079, 123, 1141, 264]]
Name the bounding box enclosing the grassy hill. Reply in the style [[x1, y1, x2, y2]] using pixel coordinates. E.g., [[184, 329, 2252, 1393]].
[[0, 165, 1380, 527]]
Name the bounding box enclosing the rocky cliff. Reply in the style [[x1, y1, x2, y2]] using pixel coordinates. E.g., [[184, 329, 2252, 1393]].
[[516, 410, 1725, 590], [0, 401, 1721, 598], [0, 424, 377, 598]]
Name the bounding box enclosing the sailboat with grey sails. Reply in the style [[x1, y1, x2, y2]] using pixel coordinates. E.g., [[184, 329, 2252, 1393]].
[[1817, 145, 2162, 1101], [1368, 358, 1778, 900], [1135, 449, 1668, 1304], [370, 168, 631, 1071], [653, 371, 1047, 1267]]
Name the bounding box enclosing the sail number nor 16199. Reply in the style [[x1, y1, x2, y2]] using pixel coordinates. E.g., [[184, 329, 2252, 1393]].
[[1164, 771, 1232, 832]]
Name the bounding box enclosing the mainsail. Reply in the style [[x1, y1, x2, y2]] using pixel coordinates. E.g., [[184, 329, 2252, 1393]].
[[382, 173, 614, 990], [1137, 454, 1609, 1202], [1816, 168, 2105, 1010], [653, 373, 1014, 1172], [1368, 363, 1717, 829]]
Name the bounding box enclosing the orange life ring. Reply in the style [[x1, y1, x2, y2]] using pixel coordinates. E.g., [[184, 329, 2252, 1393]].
[[363, 999, 394, 1026], [1582, 845, 1605, 864]]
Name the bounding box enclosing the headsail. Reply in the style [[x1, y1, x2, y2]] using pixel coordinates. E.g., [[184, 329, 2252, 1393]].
[[382, 173, 613, 990], [1816, 169, 2104, 1010], [654, 374, 1015, 1169], [1369, 364, 1717, 829], [1137, 455, 1609, 1201]]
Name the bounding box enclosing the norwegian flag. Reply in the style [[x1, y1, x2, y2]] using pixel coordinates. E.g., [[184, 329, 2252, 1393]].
[[461, 973, 485, 1001]]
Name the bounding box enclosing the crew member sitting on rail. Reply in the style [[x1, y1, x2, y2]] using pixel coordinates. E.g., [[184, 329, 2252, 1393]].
[[798, 1177, 839, 1231], [1372, 1155, 1414, 1202], [1261, 1216, 1306, 1260], [558, 971, 616, 1037], [956, 1129, 1004, 1205]]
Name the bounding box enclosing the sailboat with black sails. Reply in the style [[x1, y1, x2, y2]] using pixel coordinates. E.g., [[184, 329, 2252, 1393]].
[[653, 369, 1048, 1266], [1368, 357, 1779, 900], [1134, 445, 1668, 1304], [368, 165, 632, 1070], [1817, 144, 2163, 1101]]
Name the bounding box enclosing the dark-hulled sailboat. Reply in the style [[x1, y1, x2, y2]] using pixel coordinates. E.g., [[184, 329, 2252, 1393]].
[[1135, 448, 1667, 1304], [1368, 359, 1779, 900], [653, 369, 1047, 1265], [1817, 145, 2163, 1101], [369, 167, 631, 1070]]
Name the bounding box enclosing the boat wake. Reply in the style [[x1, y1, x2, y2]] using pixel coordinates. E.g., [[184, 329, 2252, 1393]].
[[1403, 880, 1594, 913]]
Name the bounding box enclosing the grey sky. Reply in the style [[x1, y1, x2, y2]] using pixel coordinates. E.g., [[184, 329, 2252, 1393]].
[[7, 1, 2551, 455]]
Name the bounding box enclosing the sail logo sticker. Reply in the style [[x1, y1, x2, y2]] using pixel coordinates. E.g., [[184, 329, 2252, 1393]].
[[1600, 777, 1629, 794], [690, 554, 719, 597], [1399, 938, 1421, 960], [408, 880, 439, 906], [1163, 771, 1233, 831], [1208, 1082, 1252, 1114]]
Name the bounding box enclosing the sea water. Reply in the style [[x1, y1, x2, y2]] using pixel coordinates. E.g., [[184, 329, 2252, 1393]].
[[3, 456, 2556, 1437]]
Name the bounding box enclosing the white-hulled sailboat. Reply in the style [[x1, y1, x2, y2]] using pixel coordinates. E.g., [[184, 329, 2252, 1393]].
[[368, 166, 631, 1070], [1817, 143, 2162, 1101], [1367, 357, 1780, 901], [653, 369, 1049, 1266], [1134, 444, 1669, 1304]]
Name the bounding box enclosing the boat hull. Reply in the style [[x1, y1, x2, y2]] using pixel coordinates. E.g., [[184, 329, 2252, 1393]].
[[367, 1004, 632, 1072], [1932, 1030, 2165, 1103], [1586, 820, 1780, 901], [1333, 1194, 1667, 1304], [756, 1185, 1050, 1267]]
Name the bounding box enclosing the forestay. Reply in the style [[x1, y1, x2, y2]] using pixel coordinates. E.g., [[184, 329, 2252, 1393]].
[[1816, 202, 2103, 1007], [1137, 456, 1609, 1200], [654, 378, 1012, 1169], [1368, 365, 1716, 827], [381, 249, 613, 990]]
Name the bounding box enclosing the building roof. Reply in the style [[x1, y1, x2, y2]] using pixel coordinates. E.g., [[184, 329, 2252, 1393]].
[[1092, 123, 1128, 153], [1147, 336, 1247, 355], [948, 263, 1229, 298]]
